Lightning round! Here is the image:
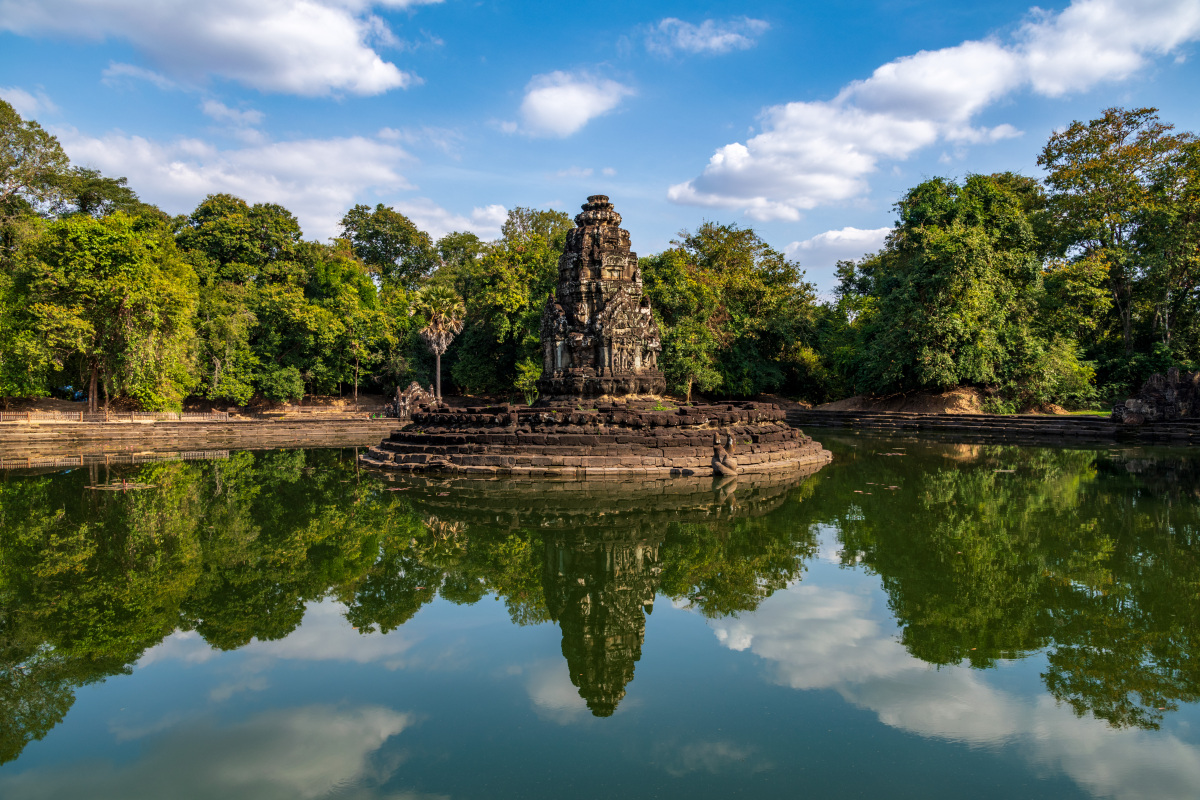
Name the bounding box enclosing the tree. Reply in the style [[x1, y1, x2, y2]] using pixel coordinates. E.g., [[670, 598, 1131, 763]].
[[643, 222, 818, 398], [436, 230, 483, 272], [0, 100, 69, 262], [339, 204, 437, 290], [839, 173, 1094, 408], [177, 194, 302, 283], [661, 318, 722, 403], [16, 213, 197, 410], [0, 99, 68, 230], [53, 167, 142, 218], [1138, 139, 1200, 362], [411, 285, 464, 401], [445, 208, 569, 396], [1039, 108, 1194, 358]]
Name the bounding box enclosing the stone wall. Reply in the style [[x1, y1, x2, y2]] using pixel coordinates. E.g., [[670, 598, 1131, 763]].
[[1113, 367, 1200, 424], [361, 401, 831, 477]]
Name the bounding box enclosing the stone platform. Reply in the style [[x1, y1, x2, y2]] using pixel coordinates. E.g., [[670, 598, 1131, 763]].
[[359, 401, 831, 477]]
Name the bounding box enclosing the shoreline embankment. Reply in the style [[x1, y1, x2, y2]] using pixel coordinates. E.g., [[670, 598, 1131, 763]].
[[0, 415, 399, 461], [785, 408, 1198, 444]]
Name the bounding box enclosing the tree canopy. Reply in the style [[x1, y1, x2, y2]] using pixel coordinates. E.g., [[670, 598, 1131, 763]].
[[1, 102, 1197, 410]]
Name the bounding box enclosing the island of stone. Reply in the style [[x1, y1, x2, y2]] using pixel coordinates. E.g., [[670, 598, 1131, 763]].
[[360, 196, 831, 477]]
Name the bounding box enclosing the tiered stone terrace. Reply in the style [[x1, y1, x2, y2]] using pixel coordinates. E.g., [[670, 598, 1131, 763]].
[[360, 400, 831, 477]]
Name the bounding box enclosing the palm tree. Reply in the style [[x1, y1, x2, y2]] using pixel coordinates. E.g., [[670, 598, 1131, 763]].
[[411, 285, 464, 402]]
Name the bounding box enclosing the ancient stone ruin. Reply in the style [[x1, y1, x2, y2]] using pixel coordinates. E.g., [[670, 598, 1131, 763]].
[[1113, 367, 1200, 424], [538, 196, 666, 399], [360, 195, 831, 478], [360, 401, 830, 476], [384, 381, 436, 420]]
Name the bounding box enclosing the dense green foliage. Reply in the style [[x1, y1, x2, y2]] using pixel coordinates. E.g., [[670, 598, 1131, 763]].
[[642, 222, 819, 400], [2, 99, 1197, 408], [826, 173, 1097, 408]]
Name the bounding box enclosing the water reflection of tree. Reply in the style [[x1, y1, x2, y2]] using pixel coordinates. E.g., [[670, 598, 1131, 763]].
[[0, 457, 824, 758], [14, 439, 1200, 747], [0, 450, 391, 763], [816, 438, 1200, 731], [346, 473, 823, 716]]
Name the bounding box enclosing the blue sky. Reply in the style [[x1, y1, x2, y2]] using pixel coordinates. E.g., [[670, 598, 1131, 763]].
[[2, 0, 1199, 292]]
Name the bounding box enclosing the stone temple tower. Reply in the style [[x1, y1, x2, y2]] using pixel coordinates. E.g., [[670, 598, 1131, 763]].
[[537, 195, 666, 399]]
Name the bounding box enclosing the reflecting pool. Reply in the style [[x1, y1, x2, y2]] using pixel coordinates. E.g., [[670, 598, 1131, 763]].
[[2, 433, 1199, 799]]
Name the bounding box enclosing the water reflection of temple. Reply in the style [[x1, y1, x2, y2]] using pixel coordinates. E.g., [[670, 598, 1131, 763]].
[[393, 467, 823, 716], [544, 530, 661, 716]]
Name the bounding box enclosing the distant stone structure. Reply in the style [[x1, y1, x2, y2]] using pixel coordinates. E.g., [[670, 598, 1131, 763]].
[[538, 196, 665, 399], [384, 381, 436, 420], [1113, 367, 1200, 424], [361, 402, 830, 476]]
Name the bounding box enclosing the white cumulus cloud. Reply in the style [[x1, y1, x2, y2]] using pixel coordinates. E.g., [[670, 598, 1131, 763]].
[[201, 100, 265, 127], [669, 0, 1200, 220], [0, 0, 442, 96], [786, 226, 891, 290], [0, 85, 58, 117], [392, 198, 508, 240], [56, 127, 413, 239], [645, 17, 770, 56], [518, 71, 634, 138]]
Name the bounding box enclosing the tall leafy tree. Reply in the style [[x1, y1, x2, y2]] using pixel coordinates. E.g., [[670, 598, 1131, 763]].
[[16, 212, 197, 410], [1039, 107, 1194, 358], [839, 173, 1094, 408], [0, 99, 68, 230], [52, 167, 143, 219], [446, 207, 570, 395], [1138, 139, 1200, 361], [339, 203, 438, 290]]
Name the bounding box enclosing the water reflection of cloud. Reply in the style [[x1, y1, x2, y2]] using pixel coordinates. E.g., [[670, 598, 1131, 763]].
[[241, 601, 418, 667], [209, 674, 269, 702], [707, 583, 1200, 800], [137, 629, 220, 667], [0, 705, 437, 800], [522, 661, 590, 724], [655, 740, 766, 777], [138, 600, 420, 670]]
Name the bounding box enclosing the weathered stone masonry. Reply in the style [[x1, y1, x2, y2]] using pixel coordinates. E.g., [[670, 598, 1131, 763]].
[[360, 401, 830, 476], [537, 195, 666, 399]]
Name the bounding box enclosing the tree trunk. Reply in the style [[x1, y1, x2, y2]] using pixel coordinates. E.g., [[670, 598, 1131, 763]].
[[435, 352, 442, 401], [102, 375, 109, 418], [354, 356, 360, 402], [1122, 304, 1134, 356], [88, 364, 98, 413], [685, 376, 693, 404]]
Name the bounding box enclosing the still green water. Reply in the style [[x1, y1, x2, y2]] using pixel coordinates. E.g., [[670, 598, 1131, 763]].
[[1, 432, 1198, 799]]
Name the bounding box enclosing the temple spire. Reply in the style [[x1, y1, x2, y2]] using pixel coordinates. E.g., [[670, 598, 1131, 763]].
[[538, 195, 666, 399]]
